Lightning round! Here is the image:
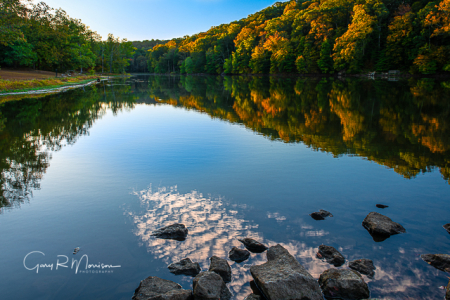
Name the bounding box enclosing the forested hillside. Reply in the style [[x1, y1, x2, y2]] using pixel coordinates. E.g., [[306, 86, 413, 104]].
[[146, 0, 450, 75], [0, 0, 135, 73], [128, 40, 168, 73]]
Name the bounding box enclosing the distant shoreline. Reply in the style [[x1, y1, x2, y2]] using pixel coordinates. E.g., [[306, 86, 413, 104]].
[[136, 72, 450, 79]]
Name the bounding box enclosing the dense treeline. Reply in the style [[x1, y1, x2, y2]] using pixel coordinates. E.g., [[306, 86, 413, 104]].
[[127, 40, 168, 73], [0, 0, 135, 73], [146, 0, 450, 75]]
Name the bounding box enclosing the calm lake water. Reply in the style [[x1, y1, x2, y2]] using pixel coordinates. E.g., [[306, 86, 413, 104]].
[[0, 75, 449, 300]]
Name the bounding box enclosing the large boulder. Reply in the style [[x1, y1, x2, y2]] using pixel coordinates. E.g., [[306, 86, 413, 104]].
[[229, 247, 250, 263], [319, 269, 370, 300], [238, 238, 268, 253], [132, 276, 192, 300], [348, 259, 375, 278], [192, 271, 232, 300], [250, 244, 323, 300], [310, 209, 333, 220], [317, 245, 345, 267], [421, 254, 450, 272], [362, 212, 405, 242], [208, 256, 231, 283], [152, 224, 188, 241], [168, 258, 201, 277]]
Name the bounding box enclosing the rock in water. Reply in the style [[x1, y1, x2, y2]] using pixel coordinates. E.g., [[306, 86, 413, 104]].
[[193, 271, 232, 300], [421, 254, 450, 272], [310, 209, 334, 220], [168, 258, 201, 277], [319, 269, 370, 300], [238, 238, 268, 253], [362, 212, 405, 242], [208, 256, 231, 283], [250, 244, 323, 300], [349, 259, 376, 278], [317, 245, 345, 267], [446, 279, 450, 300], [132, 276, 192, 300], [376, 204, 389, 209], [245, 294, 262, 300], [444, 224, 450, 234], [229, 247, 250, 263], [151, 224, 188, 241]]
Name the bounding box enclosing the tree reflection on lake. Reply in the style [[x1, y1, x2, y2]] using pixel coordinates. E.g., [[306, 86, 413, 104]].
[[0, 82, 135, 211], [1, 75, 449, 210]]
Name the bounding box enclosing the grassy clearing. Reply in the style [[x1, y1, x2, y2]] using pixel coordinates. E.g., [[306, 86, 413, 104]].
[[0, 76, 99, 94]]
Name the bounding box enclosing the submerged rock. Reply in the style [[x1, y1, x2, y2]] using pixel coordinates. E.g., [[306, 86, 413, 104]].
[[244, 294, 262, 300], [229, 247, 250, 263], [151, 224, 188, 241], [376, 204, 389, 209], [317, 245, 345, 267], [168, 258, 201, 277], [132, 276, 192, 300], [250, 244, 323, 300], [349, 259, 376, 278], [446, 279, 450, 300], [444, 224, 450, 234], [319, 269, 370, 300], [193, 271, 232, 300], [208, 256, 231, 283], [362, 212, 405, 242], [238, 238, 268, 253], [421, 254, 450, 272], [310, 209, 334, 220]]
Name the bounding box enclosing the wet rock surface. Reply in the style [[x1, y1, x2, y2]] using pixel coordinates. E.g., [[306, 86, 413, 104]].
[[376, 204, 389, 209], [319, 268, 370, 300], [310, 209, 334, 220], [132, 276, 192, 300], [250, 244, 323, 300], [151, 223, 188, 241], [238, 238, 268, 253], [444, 223, 450, 234], [421, 254, 450, 272], [208, 256, 231, 283], [317, 245, 345, 267], [362, 212, 405, 241], [193, 271, 232, 300], [446, 279, 450, 300], [229, 247, 250, 263], [168, 258, 201, 277], [349, 259, 376, 278], [244, 294, 262, 300]]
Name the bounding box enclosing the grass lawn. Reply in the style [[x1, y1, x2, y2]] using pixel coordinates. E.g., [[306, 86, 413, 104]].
[[0, 70, 99, 94]]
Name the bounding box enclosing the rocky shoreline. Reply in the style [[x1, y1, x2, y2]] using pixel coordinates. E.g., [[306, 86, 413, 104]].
[[131, 207, 450, 300]]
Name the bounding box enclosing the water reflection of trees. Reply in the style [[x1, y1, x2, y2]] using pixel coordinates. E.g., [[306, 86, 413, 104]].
[[0, 82, 136, 211], [147, 76, 450, 184]]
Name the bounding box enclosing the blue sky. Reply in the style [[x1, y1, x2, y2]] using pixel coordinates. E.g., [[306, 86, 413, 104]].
[[35, 0, 285, 41]]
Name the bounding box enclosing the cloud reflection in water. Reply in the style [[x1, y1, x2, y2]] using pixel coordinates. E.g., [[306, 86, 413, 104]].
[[129, 185, 448, 299]]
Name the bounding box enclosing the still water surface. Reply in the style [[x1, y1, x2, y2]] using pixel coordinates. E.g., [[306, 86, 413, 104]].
[[0, 75, 449, 299]]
